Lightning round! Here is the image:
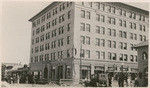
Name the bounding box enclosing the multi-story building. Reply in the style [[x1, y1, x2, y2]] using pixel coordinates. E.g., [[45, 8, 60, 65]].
[[29, 2, 149, 82]]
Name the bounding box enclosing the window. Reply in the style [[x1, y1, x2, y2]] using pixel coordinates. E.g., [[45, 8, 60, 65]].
[[96, 51, 100, 59], [123, 32, 127, 38], [101, 52, 105, 59], [108, 28, 111, 36], [62, 14, 65, 22], [119, 42, 123, 49], [119, 19, 122, 26], [96, 2, 100, 9], [68, 23, 71, 31], [101, 39, 105, 47], [88, 2, 92, 7], [67, 49, 70, 58], [112, 41, 116, 48], [140, 35, 142, 41], [129, 22, 132, 29], [68, 10, 71, 19], [86, 24, 90, 32], [124, 43, 127, 50], [100, 3, 105, 11], [61, 39, 63, 46], [143, 36, 146, 41], [81, 10, 85, 18], [108, 17, 115, 24], [130, 55, 134, 62], [108, 5, 111, 12], [143, 25, 146, 32], [101, 15, 105, 22], [108, 40, 111, 48], [101, 27, 105, 34], [108, 52, 111, 60], [86, 50, 90, 58], [111, 7, 115, 13], [32, 39, 34, 45], [80, 49, 85, 58], [86, 11, 90, 19], [133, 13, 136, 19], [123, 21, 126, 27], [108, 17, 111, 24], [123, 10, 126, 16], [130, 33, 133, 39], [112, 53, 116, 60], [96, 26, 100, 34], [112, 29, 116, 36], [119, 54, 123, 61], [135, 55, 137, 62], [129, 12, 132, 18], [80, 23, 85, 31], [140, 25, 142, 31], [86, 37, 90, 45], [96, 38, 100, 46], [81, 36, 85, 44], [143, 52, 148, 60], [96, 14, 100, 21], [130, 44, 134, 51], [134, 34, 137, 40], [124, 54, 128, 61], [119, 9, 122, 15], [67, 36, 70, 44], [133, 23, 136, 29]]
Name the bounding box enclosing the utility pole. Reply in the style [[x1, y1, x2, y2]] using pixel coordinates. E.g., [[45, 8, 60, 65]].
[[80, 44, 82, 81]]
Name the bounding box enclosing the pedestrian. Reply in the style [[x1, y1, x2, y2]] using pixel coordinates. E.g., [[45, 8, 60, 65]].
[[16, 74, 20, 84], [134, 77, 139, 87], [26, 76, 28, 84], [127, 75, 131, 87], [10, 76, 13, 84], [32, 75, 36, 87], [118, 73, 124, 87], [108, 73, 112, 87]]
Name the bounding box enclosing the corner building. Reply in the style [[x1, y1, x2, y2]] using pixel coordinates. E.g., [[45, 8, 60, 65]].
[[29, 2, 149, 82]]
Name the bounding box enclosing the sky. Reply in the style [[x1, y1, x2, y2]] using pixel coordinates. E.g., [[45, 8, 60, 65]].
[[1, 0, 149, 65]]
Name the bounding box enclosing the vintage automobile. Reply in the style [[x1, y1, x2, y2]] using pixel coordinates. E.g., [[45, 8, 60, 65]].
[[84, 73, 108, 87]]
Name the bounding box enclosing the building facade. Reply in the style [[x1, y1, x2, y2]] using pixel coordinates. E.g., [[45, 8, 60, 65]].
[[29, 2, 149, 82], [133, 40, 148, 87]]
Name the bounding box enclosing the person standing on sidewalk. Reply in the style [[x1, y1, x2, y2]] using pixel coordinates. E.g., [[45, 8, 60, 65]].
[[118, 73, 125, 87], [108, 73, 112, 87], [127, 75, 131, 87]]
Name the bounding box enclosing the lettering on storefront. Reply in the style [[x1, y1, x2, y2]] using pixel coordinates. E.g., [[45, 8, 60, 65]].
[[95, 66, 104, 71]]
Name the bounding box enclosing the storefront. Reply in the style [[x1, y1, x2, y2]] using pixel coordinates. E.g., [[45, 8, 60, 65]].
[[81, 65, 91, 80], [94, 66, 104, 74]]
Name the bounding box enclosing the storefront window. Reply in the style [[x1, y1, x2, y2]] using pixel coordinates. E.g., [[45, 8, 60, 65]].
[[66, 65, 71, 79], [81, 66, 91, 80]]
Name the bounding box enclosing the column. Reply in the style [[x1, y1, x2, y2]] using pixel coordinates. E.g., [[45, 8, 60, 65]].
[[73, 64, 80, 84], [63, 64, 66, 79], [91, 64, 94, 75]]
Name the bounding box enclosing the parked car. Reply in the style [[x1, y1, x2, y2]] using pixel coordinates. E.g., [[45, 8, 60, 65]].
[[84, 73, 108, 87]]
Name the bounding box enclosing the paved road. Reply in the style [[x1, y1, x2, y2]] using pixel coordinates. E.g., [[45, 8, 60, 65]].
[[3, 80, 129, 87]]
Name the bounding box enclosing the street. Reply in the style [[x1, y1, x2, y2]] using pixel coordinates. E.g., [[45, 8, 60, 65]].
[[2, 80, 121, 87]]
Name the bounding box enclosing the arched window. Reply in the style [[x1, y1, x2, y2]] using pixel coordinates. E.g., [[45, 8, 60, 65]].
[[142, 52, 148, 60]]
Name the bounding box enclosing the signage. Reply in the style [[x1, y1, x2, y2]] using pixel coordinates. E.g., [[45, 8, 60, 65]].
[[67, 66, 71, 68]]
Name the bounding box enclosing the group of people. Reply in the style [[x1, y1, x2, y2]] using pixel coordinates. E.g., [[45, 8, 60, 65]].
[[108, 72, 139, 87]]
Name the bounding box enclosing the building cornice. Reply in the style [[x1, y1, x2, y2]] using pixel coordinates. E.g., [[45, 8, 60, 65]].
[[29, 2, 61, 22]]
